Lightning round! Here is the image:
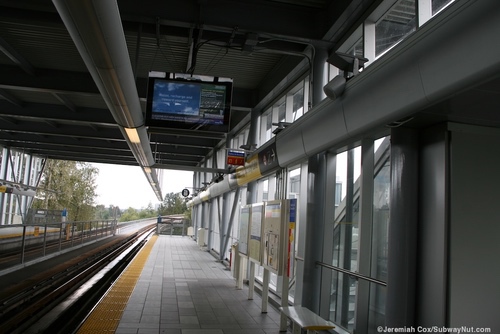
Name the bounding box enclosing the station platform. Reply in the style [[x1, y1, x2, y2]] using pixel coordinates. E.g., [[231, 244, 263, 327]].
[[80, 235, 288, 334]]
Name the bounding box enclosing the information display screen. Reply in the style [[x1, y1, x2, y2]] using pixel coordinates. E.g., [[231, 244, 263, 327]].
[[145, 72, 233, 133]]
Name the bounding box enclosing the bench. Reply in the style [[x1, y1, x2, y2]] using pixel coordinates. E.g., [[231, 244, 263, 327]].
[[280, 306, 335, 333]]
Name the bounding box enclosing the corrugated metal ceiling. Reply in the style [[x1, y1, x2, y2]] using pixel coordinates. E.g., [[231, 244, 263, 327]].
[[0, 0, 372, 172]]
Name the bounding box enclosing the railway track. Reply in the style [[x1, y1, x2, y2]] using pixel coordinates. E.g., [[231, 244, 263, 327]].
[[0, 224, 155, 334]]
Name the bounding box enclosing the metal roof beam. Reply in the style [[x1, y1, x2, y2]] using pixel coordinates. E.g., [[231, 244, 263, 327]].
[[0, 65, 100, 95], [0, 88, 23, 108], [52, 93, 77, 112], [0, 37, 36, 75]]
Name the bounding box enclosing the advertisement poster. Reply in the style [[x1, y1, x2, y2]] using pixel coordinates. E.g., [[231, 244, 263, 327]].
[[234, 140, 279, 186]]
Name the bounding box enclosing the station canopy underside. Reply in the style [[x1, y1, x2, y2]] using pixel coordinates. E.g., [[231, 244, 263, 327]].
[[0, 0, 358, 171], [1, 0, 499, 176]]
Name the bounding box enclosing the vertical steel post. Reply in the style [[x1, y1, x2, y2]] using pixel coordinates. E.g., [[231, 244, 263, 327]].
[[340, 149, 355, 326], [43, 224, 48, 256], [221, 188, 241, 261], [354, 138, 375, 334], [302, 153, 326, 312], [71, 222, 75, 247], [20, 225, 26, 264], [80, 223, 84, 244]]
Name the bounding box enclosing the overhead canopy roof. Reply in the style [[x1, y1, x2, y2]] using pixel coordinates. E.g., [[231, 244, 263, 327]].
[[0, 0, 369, 173], [3, 0, 499, 201]]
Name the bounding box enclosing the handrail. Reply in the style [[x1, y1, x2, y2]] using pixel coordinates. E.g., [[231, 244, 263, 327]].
[[315, 261, 387, 287]]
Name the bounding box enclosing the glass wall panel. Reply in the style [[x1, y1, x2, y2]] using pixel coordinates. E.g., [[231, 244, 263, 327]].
[[368, 284, 387, 333], [330, 147, 361, 331], [288, 167, 301, 196], [278, 102, 286, 123], [338, 24, 363, 55], [375, 0, 416, 57], [262, 178, 269, 201], [368, 136, 390, 333], [259, 108, 273, 146], [372, 138, 390, 282], [432, 0, 455, 15], [292, 88, 304, 121], [349, 38, 364, 58], [330, 272, 358, 331], [266, 111, 273, 141]]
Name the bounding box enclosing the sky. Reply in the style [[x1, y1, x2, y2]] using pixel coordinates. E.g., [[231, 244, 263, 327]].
[[91, 163, 194, 209]]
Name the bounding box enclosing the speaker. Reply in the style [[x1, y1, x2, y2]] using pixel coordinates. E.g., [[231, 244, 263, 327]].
[[323, 75, 346, 100]]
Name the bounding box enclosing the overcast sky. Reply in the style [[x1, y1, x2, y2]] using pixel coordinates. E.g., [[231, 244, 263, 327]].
[[92, 163, 193, 209]]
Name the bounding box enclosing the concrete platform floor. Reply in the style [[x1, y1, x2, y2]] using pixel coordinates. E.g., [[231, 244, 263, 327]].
[[114, 235, 288, 334]]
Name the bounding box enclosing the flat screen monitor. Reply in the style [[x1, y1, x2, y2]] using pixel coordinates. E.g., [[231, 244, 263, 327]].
[[145, 72, 233, 133]]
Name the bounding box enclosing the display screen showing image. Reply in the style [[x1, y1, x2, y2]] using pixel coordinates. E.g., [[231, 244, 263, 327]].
[[145, 73, 233, 133], [152, 81, 201, 116]]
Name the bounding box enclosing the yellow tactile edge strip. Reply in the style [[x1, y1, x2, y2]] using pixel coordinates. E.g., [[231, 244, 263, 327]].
[[77, 234, 158, 333]]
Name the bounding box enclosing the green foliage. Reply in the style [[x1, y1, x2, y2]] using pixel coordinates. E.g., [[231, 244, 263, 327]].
[[32, 160, 98, 221], [158, 192, 187, 216], [119, 207, 140, 222], [94, 204, 120, 220], [139, 202, 156, 218], [118, 203, 158, 222]]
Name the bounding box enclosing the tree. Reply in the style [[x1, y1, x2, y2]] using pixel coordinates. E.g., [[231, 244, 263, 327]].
[[94, 204, 120, 220], [32, 160, 98, 221], [159, 192, 187, 215], [138, 202, 156, 219], [119, 207, 140, 222]]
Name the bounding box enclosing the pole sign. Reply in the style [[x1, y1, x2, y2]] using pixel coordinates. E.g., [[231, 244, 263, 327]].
[[227, 149, 245, 166]]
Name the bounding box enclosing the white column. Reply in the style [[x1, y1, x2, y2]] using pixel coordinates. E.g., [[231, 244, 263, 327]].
[[364, 20, 376, 66], [418, 0, 433, 27]]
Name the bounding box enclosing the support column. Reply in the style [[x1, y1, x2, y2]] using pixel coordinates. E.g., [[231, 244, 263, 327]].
[[21, 154, 33, 217], [221, 188, 241, 261], [198, 201, 207, 243], [246, 102, 261, 206], [192, 173, 200, 232], [219, 191, 230, 260], [0, 147, 9, 225], [302, 47, 328, 312], [207, 200, 213, 249], [301, 153, 326, 312], [292, 162, 309, 305], [417, 124, 448, 326], [386, 127, 419, 326]]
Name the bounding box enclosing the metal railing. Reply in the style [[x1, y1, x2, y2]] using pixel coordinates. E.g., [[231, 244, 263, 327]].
[[0, 219, 117, 272], [316, 260, 387, 286]]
